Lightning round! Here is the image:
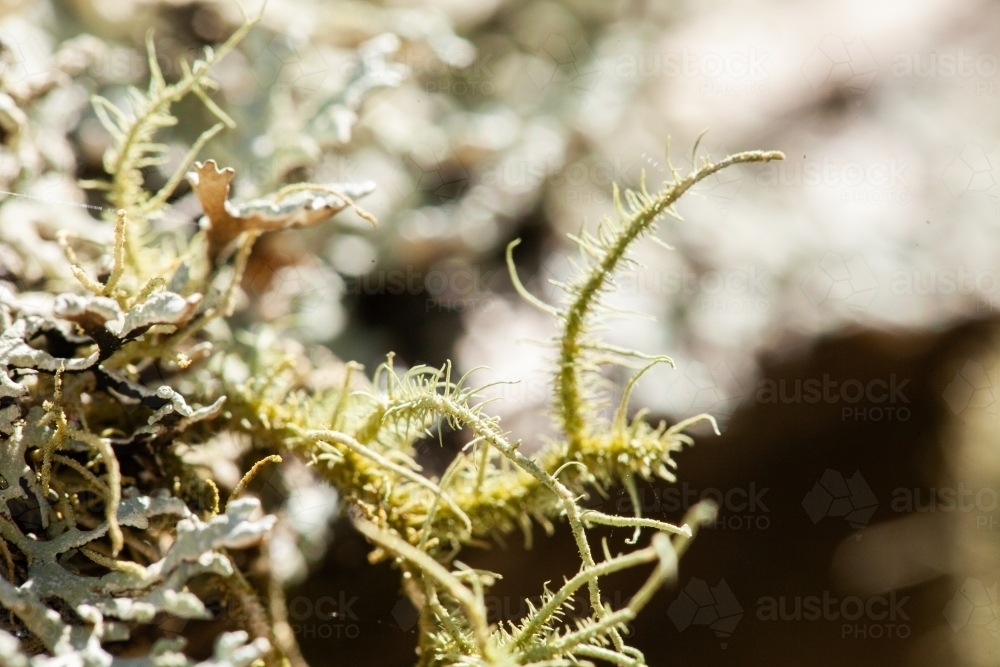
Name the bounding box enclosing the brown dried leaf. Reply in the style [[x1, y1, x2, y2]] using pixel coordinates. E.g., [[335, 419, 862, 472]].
[[187, 160, 375, 261]]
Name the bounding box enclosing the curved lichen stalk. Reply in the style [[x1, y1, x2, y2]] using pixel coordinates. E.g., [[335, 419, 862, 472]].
[[509, 149, 784, 454]]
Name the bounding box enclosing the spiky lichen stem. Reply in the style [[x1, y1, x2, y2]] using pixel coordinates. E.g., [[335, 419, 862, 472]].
[[556, 150, 784, 453]]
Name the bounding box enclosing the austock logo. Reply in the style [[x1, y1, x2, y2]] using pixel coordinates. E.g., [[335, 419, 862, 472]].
[[286, 592, 362, 640], [802, 465, 1000, 532], [481, 155, 635, 203], [404, 143, 470, 203], [621, 264, 771, 313], [0, 27, 49, 88], [890, 267, 999, 297], [253, 257, 345, 343], [890, 49, 1000, 96], [891, 485, 1000, 530], [341, 262, 498, 313], [942, 143, 1000, 199], [613, 48, 769, 81], [159, 591, 363, 641], [662, 360, 745, 423], [667, 578, 743, 648], [250, 33, 330, 94], [801, 469, 878, 536], [755, 373, 911, 422], [892, 49, 999, 80], [616, 483, 770, 531], [755, 156, 911, 204], [526, 33, 601, 93], [944, 578, 998, 635], [943, 359, 1000, 418], [802, 35, 878, 95], [684, 143, 746, 214], [756, 590, 911, 639], [612, 47, 770, 98], [801, 251, 879, 314]]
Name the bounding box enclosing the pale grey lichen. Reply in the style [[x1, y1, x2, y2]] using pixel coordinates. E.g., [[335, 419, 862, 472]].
[[0, 475, 274, 663], [0, 317, 98, 403], [53, 294, 122, 329], [0, 624, 270, 667], [114, 293, 203, 339], [225, 182, 377, 224], [23, 497, 273, 624], [136, 388, 227, 439]]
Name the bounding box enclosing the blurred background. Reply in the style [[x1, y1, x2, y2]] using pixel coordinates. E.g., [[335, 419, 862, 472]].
[[2, 0, 1000, 664]]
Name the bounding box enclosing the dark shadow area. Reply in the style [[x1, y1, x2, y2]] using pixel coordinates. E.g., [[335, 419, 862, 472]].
[[295, 316, 999, 666]]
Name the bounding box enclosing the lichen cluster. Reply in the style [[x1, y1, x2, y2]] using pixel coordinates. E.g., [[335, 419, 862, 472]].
[[0, 8, 782, 667]]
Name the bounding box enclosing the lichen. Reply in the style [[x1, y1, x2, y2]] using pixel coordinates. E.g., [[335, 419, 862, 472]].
[[0, 5, 783, 666]]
